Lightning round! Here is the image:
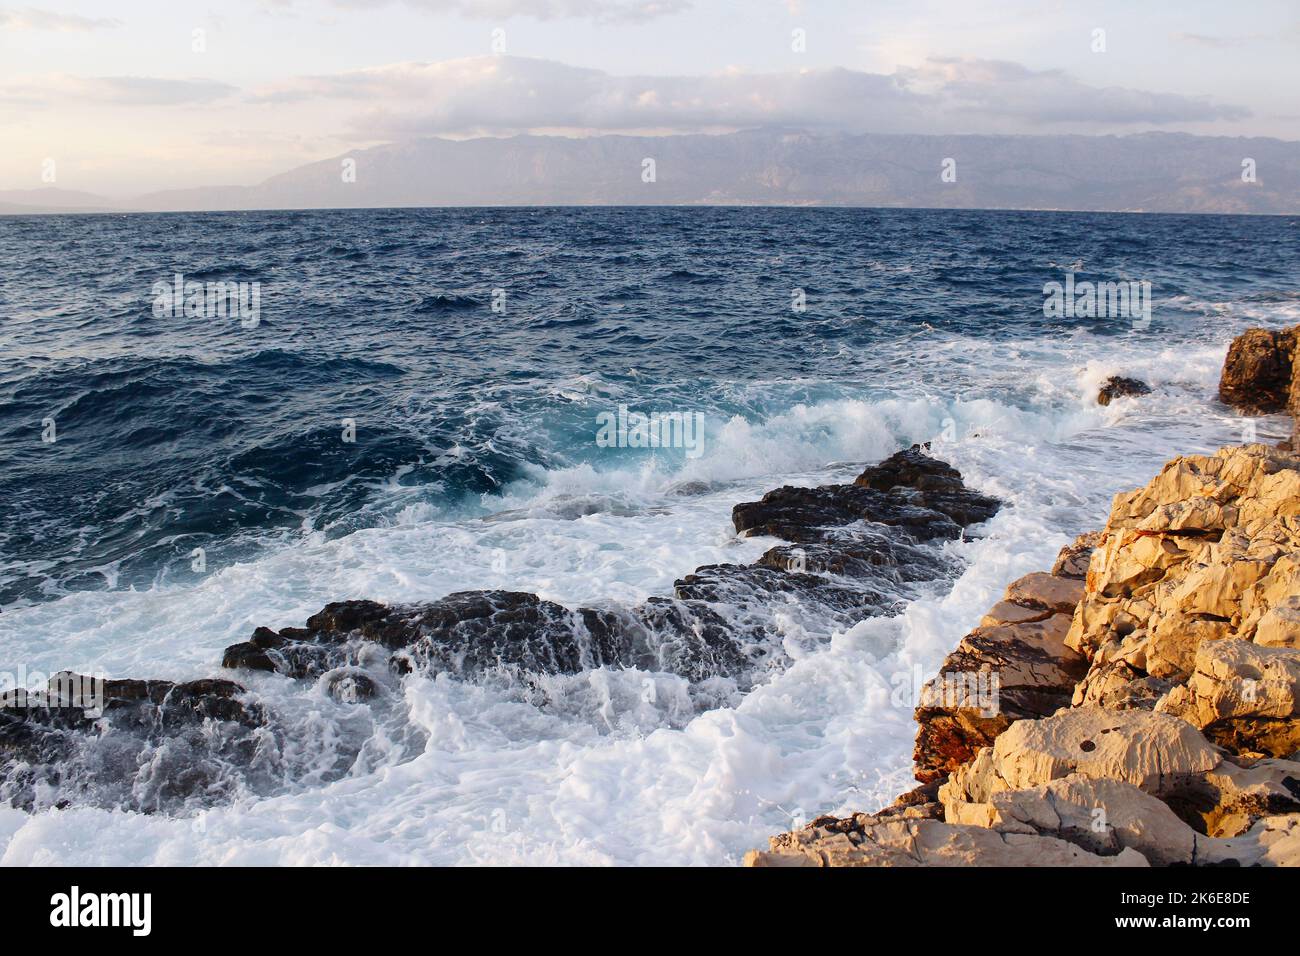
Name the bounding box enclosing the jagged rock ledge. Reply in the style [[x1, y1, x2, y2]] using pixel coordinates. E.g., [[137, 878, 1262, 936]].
[[2, 448, 999, 812], [218, 447, 999, 690], [747, 325, 1300, 867]]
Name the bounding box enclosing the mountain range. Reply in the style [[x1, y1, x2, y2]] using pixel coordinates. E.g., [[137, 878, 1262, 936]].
[[3, 129, 1297, 215]]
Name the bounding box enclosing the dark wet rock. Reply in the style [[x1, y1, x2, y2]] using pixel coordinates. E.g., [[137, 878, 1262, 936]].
[[222, 634, 278, 672], [223, 590, 757, 688], [404, 591, 629, 677], [220, 450, 996, 693], [225, 591, 630, 682], [732, 448, 999, 543], [666, 480, 716, 497], [576, 606, 631, 665], [853, 447, 965, 493], [732, 483, 959, 542], [675, 563, 900, 619], [19, 447, 999, 814], [1097, 376, 1151, 406], [756, 533, 955, 586], [0, 674, 266, 812], [1, 674, 257, 732], [1219, 326, 1297, 414], [628, 597, 750, 682], [222, 622, 348, 680], [324, 670, 380, 703]]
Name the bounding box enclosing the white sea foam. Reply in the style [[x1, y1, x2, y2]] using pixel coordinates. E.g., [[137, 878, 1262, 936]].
[[0, 326, 1291, 865]]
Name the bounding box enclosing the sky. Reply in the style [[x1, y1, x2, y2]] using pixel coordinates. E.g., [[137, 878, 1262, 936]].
[[1, 0, 1297, 196]]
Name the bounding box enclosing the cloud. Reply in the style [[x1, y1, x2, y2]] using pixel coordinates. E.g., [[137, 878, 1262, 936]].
[[1172, 32, 1262, 49], [0, 74, 238, 106], [0, 6, 121, 31], [272, 0, 690, 24], [252, 55, 1249, 140], [898, 58, 1251, 126]]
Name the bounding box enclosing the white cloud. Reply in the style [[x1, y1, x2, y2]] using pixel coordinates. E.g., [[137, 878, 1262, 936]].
[[251, 55, 1249, 140], [277, 0, 691, 24], [0, 6, 121, 31], [0, 74, 238, 106], [898, 58, 1251, 125]]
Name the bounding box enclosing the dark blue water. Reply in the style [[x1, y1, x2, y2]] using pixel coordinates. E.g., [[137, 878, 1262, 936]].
[[2, 206, 1297, 606]]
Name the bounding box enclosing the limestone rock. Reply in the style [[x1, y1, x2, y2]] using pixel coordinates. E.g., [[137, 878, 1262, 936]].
[[1068, 447, 1300, 701], [1052, 532, 1102, 578], [939, 707, 1300, 839], [1157, 638, 1300, 758], [941, 707, 1222, 802], [959, 774, 1196, 866], [1199, 814, 1300, 866], [752, 399, 1300, 867], [944, 770, 1300, 866], [1004, 572, 1086, 615], [743, 815, 1150, 867], [913, 567, 1088, 783], [1197, 757, 1300, 837], [1253, 594, 1300, 647]]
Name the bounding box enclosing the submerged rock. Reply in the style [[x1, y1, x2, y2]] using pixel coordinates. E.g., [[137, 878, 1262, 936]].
[[0, 674, 258, 741], [1097, 375, 1151, 406], [0, 675, 266, 813], [628, 597, 750, 682], [755, 530, 954, 585], [675, 563, 901, 620]]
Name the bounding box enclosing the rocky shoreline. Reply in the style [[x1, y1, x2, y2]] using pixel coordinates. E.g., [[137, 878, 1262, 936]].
[[746, 326, 1300, 867], [6, 328, 1299, 868], [1, 437, 999, 813]]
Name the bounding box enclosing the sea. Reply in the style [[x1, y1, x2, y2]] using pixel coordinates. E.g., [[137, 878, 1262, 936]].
[[0, 206, 1297, 864]]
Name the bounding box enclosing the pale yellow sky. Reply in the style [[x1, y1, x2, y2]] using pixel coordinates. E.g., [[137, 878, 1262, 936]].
[[2, 0, 1296, 196]]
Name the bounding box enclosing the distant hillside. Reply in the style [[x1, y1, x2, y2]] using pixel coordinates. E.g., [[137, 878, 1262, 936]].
[[0, 188, 121, 215], [4, 130, 1298, 215]]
